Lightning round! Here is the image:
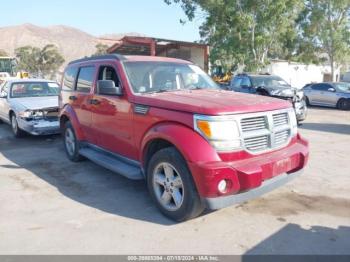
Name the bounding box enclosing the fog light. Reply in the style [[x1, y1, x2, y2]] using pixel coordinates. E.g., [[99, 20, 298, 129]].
[[218, 180, 227, 193]]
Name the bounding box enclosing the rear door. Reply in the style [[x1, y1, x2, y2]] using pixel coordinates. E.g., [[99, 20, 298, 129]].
[[319, 83, 339, 106], [307, 84, 324, 104], [61, 65, 97, 143], [73, 66, 97, 143]]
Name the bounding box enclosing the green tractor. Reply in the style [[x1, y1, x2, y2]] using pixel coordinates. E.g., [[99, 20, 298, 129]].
[[0, 57, 17, 76]]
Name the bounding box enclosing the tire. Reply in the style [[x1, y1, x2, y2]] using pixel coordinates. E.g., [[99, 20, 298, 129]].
[[63, 121, 84, 162], [337, 98, 350, 110], [305, 96, 311, 106], [10, 113, 25, 138], [257, 89, 269, 96], [147, 147, 205, 222]]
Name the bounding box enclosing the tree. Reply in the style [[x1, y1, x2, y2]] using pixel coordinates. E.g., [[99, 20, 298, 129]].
[[298, 0, 350, 81], [15, 44, 65, 79], [0, 49, 8, 56], [165, 0, 303, 72], [93, 43, 109, 56]]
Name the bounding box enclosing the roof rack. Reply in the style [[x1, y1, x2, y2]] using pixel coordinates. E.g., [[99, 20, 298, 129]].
[[68, 54, 126, 65]]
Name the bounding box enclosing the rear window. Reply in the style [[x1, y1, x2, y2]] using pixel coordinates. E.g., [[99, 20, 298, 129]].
[[10, 82, 59, 98], [63, 67, 78, 91]]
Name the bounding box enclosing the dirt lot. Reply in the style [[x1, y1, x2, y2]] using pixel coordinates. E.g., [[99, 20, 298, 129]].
[[0, 107, 349, 255]]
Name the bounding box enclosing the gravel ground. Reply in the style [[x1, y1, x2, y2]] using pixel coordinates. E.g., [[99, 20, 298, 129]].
[[0, 107, 349, 255]]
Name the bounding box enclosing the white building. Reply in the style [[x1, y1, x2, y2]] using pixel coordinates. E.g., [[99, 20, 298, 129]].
[[262, 60, 340, 89]]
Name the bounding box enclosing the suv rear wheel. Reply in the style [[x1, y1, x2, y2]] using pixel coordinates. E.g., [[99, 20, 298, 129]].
[[63, 121, 83, 162], [147, 147, 204, 222]]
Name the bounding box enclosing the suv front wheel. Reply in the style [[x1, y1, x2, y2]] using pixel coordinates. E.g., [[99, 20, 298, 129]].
[[147, 147, 204, 222], [63, 121, 83, 162]]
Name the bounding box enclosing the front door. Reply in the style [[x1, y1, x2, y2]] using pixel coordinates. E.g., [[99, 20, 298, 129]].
[[90, 64, 137, 160]]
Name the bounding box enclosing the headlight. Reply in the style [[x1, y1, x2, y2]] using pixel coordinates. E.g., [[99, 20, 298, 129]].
[[288, 109, 298, 136], [270, 89, 281, 96], [271, 89, 294, 97], [18, 110, 44, 119], [194, 115, 242, 152]]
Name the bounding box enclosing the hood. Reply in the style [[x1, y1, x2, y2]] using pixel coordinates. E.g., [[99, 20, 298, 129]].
[[11, 96, 59, 110], [264, 85, 295, 91], [134, 89, 291, 115]]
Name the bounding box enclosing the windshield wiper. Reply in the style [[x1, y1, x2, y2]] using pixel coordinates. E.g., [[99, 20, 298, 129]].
[[147, 88, 183, 94]]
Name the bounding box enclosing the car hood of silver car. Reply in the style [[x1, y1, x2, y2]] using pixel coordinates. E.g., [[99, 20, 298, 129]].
[[11, 96, 59, 111]]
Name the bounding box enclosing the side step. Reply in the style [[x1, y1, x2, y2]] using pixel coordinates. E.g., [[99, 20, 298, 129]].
[[79, 147, 144, 180]]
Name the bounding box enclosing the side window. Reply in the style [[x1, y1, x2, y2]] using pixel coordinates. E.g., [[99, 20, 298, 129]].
[[240, 77, 251, 87], [63, 67, 78, 91], [231, 77, 242, 89], [98, 66, 120, 88], [76, 66, 95, 93], [312, 84, 329, 91], [324, 84, 334, 91]]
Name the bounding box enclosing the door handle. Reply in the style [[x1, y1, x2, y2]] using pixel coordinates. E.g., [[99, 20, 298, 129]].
[[69, 95, 77, 101], [89, 99, 101, 105]]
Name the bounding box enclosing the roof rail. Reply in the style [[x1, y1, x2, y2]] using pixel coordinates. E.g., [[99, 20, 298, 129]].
[[68, 54, 126, 65]]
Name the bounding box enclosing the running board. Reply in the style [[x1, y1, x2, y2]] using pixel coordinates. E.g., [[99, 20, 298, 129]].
[[79, 147, 144, 180]]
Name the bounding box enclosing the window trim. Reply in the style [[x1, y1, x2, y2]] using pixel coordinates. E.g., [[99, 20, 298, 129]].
[[96, 64, 123, 96]]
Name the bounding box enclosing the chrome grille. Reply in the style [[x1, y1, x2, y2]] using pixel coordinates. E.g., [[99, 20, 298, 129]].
[[240, 109, 292, 153], [244, 135, 269, 152], [274, 130, 290, 146], [241, 116, 267, 132], [273, 113, 289, 126]]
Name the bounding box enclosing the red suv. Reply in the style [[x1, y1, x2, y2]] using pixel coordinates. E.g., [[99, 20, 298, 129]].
[[59, 54, 309, 221]]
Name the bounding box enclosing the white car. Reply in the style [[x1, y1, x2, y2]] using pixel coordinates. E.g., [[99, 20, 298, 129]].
[[0, 79, 61, 137]]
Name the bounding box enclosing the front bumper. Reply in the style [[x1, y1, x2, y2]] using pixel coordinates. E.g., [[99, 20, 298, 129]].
[[205, 169, 303, 209], [18, 118, 60, 135], [188, 135, 309, 209]]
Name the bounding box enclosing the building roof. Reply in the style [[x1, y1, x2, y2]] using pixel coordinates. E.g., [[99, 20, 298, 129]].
[[107, 36, 208, 55]]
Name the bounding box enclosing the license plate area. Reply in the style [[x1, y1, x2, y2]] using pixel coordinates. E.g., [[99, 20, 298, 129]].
[[273, 157, 292, 177]]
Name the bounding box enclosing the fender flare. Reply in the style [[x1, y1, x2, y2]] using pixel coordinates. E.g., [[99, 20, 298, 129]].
[[59, 104, 86, 141], [140, 122, 221, 166]]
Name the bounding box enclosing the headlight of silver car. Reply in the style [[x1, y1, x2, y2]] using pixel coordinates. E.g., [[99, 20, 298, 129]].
[[194, 115, 242, 152], [18, 110, 44, 120]]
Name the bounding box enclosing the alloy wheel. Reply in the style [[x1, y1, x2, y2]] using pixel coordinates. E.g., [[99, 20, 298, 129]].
[[153, 162, 184, 211], [65, 128, 76, 156]]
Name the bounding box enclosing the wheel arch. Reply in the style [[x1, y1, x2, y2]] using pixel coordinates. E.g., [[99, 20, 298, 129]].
[[59, 105, 86, 141], [140, 122, 220, 174]]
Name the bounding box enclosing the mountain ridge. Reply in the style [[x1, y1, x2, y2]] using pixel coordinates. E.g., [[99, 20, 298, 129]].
[[0, 23, 144, 64]]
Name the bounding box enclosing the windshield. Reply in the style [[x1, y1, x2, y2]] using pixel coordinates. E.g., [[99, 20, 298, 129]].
[[123, 62, 219, 94], [251, 76, 290, 88], [10, 82, 59, 98], [334, 82, 350, 92]]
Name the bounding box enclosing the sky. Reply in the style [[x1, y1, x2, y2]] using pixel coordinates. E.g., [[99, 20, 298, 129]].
[[0, 0, 203, 42]]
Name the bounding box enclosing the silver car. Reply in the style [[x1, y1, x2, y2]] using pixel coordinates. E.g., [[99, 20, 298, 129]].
[[0, 79, 60, 137], [304, 82, 350, 110]]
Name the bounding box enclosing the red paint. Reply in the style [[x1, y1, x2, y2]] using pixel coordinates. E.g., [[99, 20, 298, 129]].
[[59, 55, 309, 199]]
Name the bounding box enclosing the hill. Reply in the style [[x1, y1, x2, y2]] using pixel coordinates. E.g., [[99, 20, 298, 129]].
[[0, 24, 144, 65]]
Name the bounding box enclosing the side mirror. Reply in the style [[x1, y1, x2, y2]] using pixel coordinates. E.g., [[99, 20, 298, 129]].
[[328, 87, 336, 92], [97, 80, 123, 96], [0, 91, 7, 98]]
